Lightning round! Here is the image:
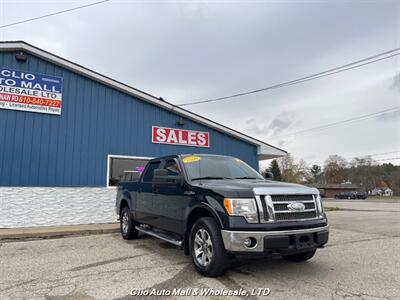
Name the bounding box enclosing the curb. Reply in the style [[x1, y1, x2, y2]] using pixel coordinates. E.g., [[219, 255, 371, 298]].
[[0, 223, 119, 242]]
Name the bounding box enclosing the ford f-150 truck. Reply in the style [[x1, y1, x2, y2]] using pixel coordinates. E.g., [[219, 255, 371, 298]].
[[116, 154, 329, 277]]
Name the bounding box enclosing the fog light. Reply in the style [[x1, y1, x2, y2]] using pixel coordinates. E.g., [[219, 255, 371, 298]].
[[243, 237, 257, 248]]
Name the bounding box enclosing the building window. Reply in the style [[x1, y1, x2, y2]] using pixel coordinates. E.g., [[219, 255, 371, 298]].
[[107, 155, 151, 187]]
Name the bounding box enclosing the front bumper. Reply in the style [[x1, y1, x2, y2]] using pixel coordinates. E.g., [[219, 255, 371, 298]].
[[221, 225, 329, 253]]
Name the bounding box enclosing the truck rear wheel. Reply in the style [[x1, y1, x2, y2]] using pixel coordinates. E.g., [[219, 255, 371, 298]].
[[283, 249, 316, 262], [190, 217, 231, 277], [120, 206, 138, 240]]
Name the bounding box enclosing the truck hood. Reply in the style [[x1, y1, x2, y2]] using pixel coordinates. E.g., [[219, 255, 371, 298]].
[[192, 179, 319, 198]]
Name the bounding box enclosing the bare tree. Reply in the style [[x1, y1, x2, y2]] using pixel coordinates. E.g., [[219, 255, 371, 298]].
[[278, 154, 309, 183], [323, 155, 348, 184], [348, 156, 377, 191]]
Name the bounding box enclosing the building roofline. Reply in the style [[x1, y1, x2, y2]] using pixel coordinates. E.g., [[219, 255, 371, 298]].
[[307, 184, 359, 189], [0, 41, 287, 159]]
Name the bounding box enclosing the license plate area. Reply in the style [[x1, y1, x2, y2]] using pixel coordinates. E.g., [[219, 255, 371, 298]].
[[295, 233, 315, 249]]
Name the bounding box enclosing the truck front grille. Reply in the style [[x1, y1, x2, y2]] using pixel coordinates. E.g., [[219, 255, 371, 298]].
[[275, 211, 317, 221], [273, 202, 315, 211], [271, 195, 314, 202], [261, 194, 318, 222]]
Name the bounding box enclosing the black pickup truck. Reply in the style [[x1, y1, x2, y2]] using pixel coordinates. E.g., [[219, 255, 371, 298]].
[[116, 154, 329, 277]]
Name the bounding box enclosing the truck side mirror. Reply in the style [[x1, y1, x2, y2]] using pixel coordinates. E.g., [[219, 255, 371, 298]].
[[264, 171, 274, 181]]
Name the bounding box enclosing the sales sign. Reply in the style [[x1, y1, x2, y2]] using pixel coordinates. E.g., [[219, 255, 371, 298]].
[[0, 67, 63, 115], [152, 126, 210, 147]]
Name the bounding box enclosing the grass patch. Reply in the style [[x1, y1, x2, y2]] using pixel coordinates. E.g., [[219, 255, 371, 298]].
[[368, 196, 400, 201], [324, 206, 341, 211]]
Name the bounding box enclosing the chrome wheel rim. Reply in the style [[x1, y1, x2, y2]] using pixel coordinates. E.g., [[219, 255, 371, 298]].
[[121, 211, 129, 234], [193, 228, 213, 267]]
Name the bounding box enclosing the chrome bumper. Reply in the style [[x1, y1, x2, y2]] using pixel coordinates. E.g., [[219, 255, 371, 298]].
[[221, 225, 329, 252]]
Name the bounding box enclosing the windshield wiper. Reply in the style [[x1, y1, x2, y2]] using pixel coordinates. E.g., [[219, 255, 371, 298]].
[[191, 176, 230, 181], [233, 177, 261, 180]]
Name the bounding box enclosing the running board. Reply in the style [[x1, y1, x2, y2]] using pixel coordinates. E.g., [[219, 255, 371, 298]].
[[135, 226, 183, 246]]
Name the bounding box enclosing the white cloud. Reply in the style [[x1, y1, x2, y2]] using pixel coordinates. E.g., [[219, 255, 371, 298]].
[[1, 0, 399, 164]]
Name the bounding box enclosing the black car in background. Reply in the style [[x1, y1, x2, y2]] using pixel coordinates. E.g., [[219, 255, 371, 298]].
[[334, 191, 367, 200], [355, 191, 368, 199], [335, 192, 356, 199]]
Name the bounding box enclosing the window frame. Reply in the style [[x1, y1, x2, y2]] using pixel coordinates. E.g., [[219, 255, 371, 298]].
[[106, 154, 153, 188], [163, 158, 183, 177], [141, 160, 162, 183]]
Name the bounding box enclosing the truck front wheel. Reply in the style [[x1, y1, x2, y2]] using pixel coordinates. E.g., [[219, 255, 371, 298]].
[[120, 206, 138, 240], [283, 249, 316, 262], [190, 217, 231, 277]]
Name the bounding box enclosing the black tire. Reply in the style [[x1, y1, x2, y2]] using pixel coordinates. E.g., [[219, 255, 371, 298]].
[[283, 249, 316, 262], [120, 206, 138, 240], [189, 217, 231, 277]]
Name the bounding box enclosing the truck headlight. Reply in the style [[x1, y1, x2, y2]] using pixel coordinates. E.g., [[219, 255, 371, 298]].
[[223, 198, 258, 223], [315, 194, 324, 218]]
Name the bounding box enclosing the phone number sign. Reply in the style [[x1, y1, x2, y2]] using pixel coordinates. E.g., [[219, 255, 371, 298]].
[[0, 67, 63, 115]]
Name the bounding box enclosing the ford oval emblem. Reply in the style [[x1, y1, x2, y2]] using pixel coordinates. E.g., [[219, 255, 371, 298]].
[[287, 202, 305, 211]]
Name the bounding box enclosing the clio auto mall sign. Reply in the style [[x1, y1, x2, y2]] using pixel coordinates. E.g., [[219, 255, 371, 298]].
[[0, 67, 63, 115], [152, 126, 210, 147]]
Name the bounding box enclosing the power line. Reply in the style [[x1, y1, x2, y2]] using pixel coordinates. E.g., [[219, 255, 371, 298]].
[[309, 153, 400, 166], [177, 48, 400, 107], [342, 152, 400, 161], [0, 0, 111, 29], [273, 106, 400, 139], [363, 150, 400, 157], [299, 154, 400, 166], [374, 157, 400, 162]]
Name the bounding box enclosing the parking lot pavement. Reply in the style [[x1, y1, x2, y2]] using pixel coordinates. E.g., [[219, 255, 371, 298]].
[[323, 198, 400, 212], [1, 207, 399, 300]]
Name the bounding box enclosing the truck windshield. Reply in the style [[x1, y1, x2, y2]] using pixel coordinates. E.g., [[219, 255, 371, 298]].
[[182, 156, 264, 181]]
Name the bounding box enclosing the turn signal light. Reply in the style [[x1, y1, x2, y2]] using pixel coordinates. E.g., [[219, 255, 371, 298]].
[[224, 198, 233, 215]]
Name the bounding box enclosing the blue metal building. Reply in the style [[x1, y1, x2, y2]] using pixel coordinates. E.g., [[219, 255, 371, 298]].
[[0, 41, 286, 228]]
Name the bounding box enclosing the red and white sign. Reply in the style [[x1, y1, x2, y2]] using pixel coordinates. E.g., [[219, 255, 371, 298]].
[[152, 126, 210, 147]]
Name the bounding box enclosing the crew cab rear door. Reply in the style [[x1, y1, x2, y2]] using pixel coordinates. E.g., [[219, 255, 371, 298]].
[[135, 160, 161, 225], [151, 158, 190, 235]]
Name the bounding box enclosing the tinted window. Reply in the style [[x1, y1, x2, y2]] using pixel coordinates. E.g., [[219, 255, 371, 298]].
[[183, 155, 263, 180], [108, 157, 149, 186], [142, 161, 161, 182]]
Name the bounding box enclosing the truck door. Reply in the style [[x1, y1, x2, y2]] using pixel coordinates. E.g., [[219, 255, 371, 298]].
[[152, 158, 190, 235], [135, 160, 161, 225]]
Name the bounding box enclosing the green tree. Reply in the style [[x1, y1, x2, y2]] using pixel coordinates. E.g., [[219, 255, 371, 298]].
[[310, 164, 322, 183], [269, 159, 282, 181]]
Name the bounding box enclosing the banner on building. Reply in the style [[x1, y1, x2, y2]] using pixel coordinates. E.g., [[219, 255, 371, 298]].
[[152, 126, 210, 147], [0, 67, 63, 115]]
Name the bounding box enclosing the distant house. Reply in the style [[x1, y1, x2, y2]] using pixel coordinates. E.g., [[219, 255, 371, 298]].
[[384, 188, 394, 197], [307, 183, 359, 198]]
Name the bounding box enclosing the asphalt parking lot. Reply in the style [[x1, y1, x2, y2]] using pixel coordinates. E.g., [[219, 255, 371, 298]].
[[1, 200, 399, 300]]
